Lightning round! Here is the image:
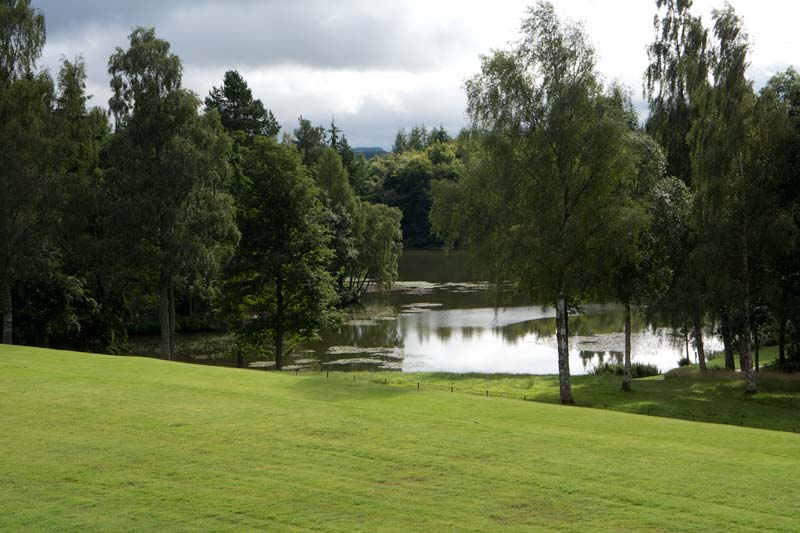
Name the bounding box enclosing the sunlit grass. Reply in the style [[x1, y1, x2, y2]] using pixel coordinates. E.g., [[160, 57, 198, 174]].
[[2, 345, 799, 531]]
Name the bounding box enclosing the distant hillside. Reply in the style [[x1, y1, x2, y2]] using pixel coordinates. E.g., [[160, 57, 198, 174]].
[[353, 146, 388, 160]]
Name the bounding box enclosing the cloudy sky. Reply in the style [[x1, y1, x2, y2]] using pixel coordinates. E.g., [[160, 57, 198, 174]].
[[35, 0, 799, 149]]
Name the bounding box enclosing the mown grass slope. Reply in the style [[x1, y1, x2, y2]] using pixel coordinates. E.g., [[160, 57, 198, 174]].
[[1, 345, 799, 531], [357, 346, 800, 432]]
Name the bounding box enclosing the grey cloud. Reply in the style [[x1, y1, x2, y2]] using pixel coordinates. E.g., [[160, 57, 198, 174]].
[[34, 0, 474, 71]]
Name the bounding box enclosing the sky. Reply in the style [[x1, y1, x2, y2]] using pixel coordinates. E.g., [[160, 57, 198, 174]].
[[35, 0, 800, 149]]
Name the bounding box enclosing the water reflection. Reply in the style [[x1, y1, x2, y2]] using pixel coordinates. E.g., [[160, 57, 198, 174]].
[[131, 251, 723, 374], [303, 251, 723, 374]]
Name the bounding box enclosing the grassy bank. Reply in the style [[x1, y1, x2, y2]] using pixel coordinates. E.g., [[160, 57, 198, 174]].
[[2, 345, 799, 531], [356, 368, 800, 432]]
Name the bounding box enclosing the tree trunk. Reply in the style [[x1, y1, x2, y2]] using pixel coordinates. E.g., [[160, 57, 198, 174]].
[[555, 294, 574, 404], [693, 314, 707, 374], [160, 281, 171, 360], [685, 328, 690, 362], [778, 315, 787, 366], [622, 300, 632, 391], [754, 326, 760, 372], [1, 281, 12, 345], [740, 327, 756, 394], [721, 312, 736, 370], [169, 286, 176, 359], [738, 155, 755, 395], [274, 272, 284, 370]]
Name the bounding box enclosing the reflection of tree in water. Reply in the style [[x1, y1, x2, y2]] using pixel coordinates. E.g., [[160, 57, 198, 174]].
[[462, 326, 481, 340], [498, 319, 551, 344], [436, 326, 454, 343], [317, 318, 404, 356], [579, 350, 623, 370]]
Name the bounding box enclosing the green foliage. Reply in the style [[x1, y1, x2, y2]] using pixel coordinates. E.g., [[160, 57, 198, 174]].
[[644, 0, 709, 185], [105, 27, 238, 359], [371, 140, 463, 247], [0, 0, 45, 86], [226, 136, 338, 368], [0, 0, 52, 344], [204, 70, 279, 138], [593, 361, 661, 378], [433, 2, 637, 403], [315, 148, 358, 217], [348, 202, 403, 294], [293, 115, 327, 167]]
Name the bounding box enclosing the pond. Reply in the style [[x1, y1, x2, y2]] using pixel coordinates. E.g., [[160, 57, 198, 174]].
[[129, 250, 722, 374]]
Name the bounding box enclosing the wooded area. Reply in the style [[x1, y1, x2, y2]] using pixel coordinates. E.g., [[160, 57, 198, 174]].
[[2, 0, 800, 402]]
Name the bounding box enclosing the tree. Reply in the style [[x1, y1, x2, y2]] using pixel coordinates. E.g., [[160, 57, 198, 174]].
[[432, 2, 635, 404], [371, 141, 463, 247], [328, 117, 341, 151], [227, 136, 337, 369], [205, 70, 279, 138], [759, 69, 800, 369], [689, 5, 761, 393], [346, 202, 403, 298], [0, 0, 50, 344], [644, 0, 715, 372], [392, 129, 408, 153], [610, 129, 671, 391], [644, 0, 709, 186], [314, 148, 359, 298], [294, 116, 327, 167], [105, 27, 238, 360]]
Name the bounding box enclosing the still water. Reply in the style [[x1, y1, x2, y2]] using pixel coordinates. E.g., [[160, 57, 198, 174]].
[[301, 250, 722, 374], [131, 250, 722, 374]]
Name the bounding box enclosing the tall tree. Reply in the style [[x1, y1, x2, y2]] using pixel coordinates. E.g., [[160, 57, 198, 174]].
[[205, 70, 279, 138], [644, 0, 709, 185], [759, 69, 800, 369], [610, 130, 671, 391], [0, 0, 50, 344], [689, 5, 760, 392], [392, 129, 408, 153], [227, 136, 337, 369], [432, 2, 635, 404], [105, 27, 237, 360], [346, 202, 403, 298], [294, 116, 327, 167], [644, 0, 714, 371]]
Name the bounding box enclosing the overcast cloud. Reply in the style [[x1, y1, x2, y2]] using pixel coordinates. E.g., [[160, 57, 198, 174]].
[[34, 0, 800, 148]]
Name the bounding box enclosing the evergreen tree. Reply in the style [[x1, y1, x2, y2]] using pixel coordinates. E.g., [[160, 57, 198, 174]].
[[294, 115, 327, 167], [205, 70, 279, 138], [227, 137, 337, 369]]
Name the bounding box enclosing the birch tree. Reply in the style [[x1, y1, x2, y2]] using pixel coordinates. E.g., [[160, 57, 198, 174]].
[[432, 2, 635, 404]]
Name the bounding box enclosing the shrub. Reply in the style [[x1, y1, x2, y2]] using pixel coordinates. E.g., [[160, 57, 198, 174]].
[[677, 356, 691, 367], [593, 361, 661, 378]]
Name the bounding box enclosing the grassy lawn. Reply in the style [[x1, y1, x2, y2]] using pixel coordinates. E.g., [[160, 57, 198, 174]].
[[354, 345, 800, 433], [678, 344, 781, 371], [2, 345, 800, 531]]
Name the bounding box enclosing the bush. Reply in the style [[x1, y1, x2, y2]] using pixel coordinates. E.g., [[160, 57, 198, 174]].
[[677, 356, 691, 367], [764, 357, 800, 373], [593, 361, 661, 378]]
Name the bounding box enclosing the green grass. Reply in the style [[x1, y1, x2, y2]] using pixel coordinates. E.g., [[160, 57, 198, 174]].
[[679, 344, 781, 371], [355, 348, 800, 433], [2, 345, 800, 531]]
